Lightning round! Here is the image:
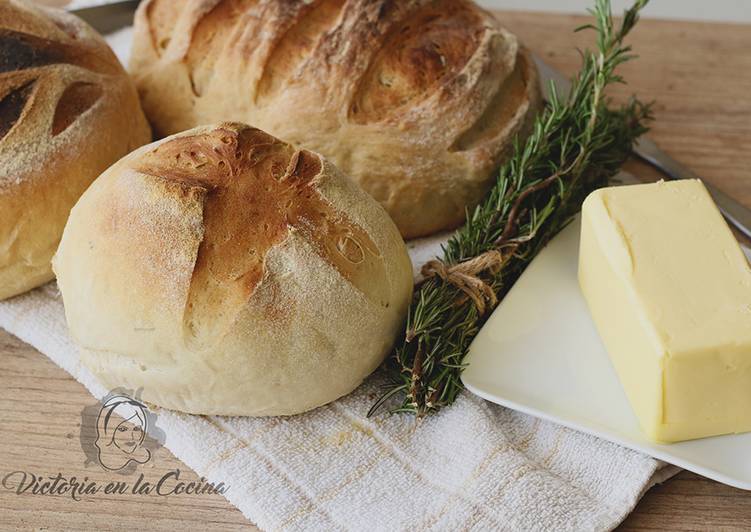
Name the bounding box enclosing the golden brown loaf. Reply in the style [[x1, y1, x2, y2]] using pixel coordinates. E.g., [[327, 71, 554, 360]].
[[129, 0, 542, 238], [0, 0, 151, 300], [53, 123, 414, 416]]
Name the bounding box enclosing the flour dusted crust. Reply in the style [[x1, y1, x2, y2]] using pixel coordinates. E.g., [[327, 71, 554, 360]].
[[53, 123, 414, 416], [129, 0, 542, 238], [0, 0, 151, 300]]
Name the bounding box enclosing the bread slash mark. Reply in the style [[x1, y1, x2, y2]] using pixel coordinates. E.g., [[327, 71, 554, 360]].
[[0, 79, 36, 142]]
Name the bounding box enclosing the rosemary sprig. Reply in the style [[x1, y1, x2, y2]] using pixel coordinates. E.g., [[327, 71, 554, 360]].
[[369, 0, 652, 418]]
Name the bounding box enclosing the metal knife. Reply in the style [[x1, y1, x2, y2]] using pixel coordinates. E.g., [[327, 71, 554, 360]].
[[70, 0, 140, 35], [71, 2, 751, 239], [534, 55, 751, 240]]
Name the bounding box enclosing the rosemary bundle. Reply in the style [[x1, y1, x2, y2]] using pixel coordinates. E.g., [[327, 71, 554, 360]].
[[369, 0, 652, 417]]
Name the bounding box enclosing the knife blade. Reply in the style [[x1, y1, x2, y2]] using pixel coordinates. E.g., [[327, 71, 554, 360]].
[[533, 54, 751, 240], [70, 0, 140, 35]]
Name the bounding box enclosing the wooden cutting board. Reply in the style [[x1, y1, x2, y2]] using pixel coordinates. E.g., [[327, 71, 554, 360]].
[[1, 9, 750, 531]]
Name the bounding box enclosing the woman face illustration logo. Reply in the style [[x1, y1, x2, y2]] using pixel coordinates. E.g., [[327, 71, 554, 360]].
[[95, 395, 152, 471], [113, 417, 145, 454]]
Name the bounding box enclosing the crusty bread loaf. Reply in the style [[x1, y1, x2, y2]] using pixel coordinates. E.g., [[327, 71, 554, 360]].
[[129, 0, 541, 239], [53, 122, 414, 416], [0, 0, 151, 300]]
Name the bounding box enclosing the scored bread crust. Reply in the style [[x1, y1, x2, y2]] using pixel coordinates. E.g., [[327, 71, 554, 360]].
[[130, 0, 542, 239], [53, 122, 414, 416], [0, 0, 151, 300]]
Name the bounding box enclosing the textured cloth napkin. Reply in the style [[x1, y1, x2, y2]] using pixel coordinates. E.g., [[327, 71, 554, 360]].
[[0, 16, 674, 531], [0, 280, 671, 531], [0, 227, 674, 532]]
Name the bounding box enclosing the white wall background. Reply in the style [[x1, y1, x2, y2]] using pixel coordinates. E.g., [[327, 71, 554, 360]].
[[477, 0, 751, 23]]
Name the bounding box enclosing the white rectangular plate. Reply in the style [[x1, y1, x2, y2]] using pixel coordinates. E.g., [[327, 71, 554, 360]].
[[462, 217, 751, 490]]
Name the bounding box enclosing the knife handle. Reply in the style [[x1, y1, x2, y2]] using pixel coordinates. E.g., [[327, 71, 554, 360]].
[[635, 137, 751, 241]]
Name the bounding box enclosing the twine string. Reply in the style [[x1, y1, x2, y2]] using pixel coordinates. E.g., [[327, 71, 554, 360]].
[[420, 250, 507, 315]]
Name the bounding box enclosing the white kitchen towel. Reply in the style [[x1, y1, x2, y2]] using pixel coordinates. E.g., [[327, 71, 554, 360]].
[[0, 17, 673, 532], [0, 254, 673, 532]]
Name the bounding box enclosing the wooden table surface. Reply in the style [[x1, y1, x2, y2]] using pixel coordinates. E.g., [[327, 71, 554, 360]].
[[2, 7, 751, 531]]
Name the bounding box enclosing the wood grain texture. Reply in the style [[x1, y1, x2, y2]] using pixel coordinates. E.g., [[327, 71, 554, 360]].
[[1, 8, 750, 531], [0, 329, 254, 531]]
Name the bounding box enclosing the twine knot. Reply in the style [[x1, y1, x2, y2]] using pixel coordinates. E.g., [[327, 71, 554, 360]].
[[420, 250, 505, 315]]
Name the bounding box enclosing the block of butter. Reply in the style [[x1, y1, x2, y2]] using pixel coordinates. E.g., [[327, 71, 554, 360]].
[[579, 179, 751, 443]]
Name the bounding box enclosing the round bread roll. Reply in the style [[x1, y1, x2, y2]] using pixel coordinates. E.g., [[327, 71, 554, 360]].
[[53, 123, 414, 416], [129, 0, 541, 239], [0, 0, 151, 300]]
